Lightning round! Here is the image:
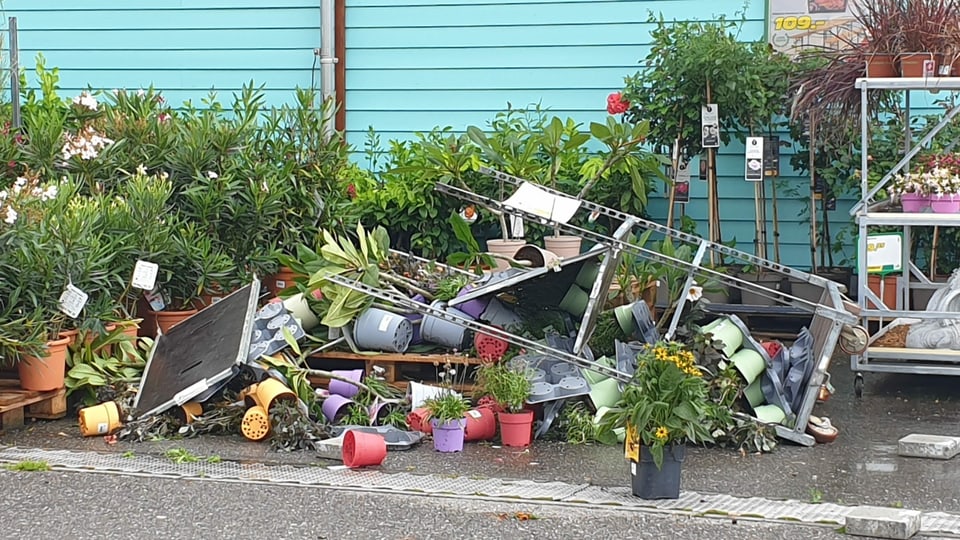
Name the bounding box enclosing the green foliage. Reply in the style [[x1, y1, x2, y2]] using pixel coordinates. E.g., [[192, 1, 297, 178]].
[[559, 401, 616, 445], [434, 274, 470, 302], [474, 361, 531, 413], [445, 212, 497, 274], [588, 310, 627, 358], [4, 460, 51, 472], [65, 326, 151, 406], [305, 224, 390, 328], [622, 12, 794, 156], [423, 391, 470, 424]]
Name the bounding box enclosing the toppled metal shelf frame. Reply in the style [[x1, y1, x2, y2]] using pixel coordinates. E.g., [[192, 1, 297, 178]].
[[432, 168, 864, 446]]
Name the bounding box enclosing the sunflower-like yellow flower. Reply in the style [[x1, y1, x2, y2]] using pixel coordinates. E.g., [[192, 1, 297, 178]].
[[654, 426, 669, 440]]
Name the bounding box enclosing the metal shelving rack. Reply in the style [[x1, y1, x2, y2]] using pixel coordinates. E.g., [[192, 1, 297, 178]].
[[851, 77, 960, 384]]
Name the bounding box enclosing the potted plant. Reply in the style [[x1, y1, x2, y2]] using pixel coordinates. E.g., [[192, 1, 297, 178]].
[[474, 361, 533, 447], [423, 389, 470, 453], [897, 0, 954, 77], [853, 0, 904, 77], [599, 340, 713, 499]]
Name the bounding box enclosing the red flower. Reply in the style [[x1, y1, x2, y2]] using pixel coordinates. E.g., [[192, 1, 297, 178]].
[[7, 161, 15, 169], [346, 183, 357, 199], [607, 92, 630, 115]]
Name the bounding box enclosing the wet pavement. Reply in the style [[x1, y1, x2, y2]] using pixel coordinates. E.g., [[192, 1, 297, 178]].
[[2, 354, 959, 515]]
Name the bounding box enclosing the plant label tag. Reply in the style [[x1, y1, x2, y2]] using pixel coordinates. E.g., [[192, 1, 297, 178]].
[[131, 260, 159, 290], [467, 410, 482, 419], [97, 422, 109, 434], [509, 215, 524, 238], [59, 284, 88, 318], [631, 461, 636, 476], [275, 280, 286, 290], [745, 137, 764, 182], [701, 104, 719, 148], [144, 287, 166, 312], [624, 424, 640, 462]]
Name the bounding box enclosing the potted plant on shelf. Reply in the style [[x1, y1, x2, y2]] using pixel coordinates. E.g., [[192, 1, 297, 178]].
[[599, 340, 713, 499], [853, 0, 903, 77], [474, 361, 533, 447]]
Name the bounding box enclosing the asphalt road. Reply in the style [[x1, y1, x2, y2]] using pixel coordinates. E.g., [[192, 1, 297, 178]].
[[0, 469, 845, 540]]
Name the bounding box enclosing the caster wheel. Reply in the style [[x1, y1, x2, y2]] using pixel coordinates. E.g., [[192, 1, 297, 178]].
[[854, 373, 864, 399]]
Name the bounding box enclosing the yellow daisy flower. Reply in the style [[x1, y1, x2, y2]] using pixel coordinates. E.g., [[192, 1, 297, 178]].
[[655, 426, 669, 440]]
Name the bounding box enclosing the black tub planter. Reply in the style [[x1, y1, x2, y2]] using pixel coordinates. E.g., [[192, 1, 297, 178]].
[[631, 445, 685, 499]]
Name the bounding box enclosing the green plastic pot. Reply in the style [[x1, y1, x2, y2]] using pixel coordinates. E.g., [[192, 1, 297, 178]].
[[614, 302, 637, 335], [753, 404, 786, 425], [588, 377, 622, 410], [728, 348, 766, 385], [559, 284, 590, 318], [744, 378, 765, 408], [701, 317, 744, 357]]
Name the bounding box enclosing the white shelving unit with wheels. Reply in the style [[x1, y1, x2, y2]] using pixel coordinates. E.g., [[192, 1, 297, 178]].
[[851, 78, 960, 389]]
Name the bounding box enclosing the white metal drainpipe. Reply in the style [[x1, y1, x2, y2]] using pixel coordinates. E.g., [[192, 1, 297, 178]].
[[320, 0, 337, 140]]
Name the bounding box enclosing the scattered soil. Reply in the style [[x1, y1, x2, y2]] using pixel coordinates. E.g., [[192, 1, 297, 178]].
[[873, 324, 911, 348]]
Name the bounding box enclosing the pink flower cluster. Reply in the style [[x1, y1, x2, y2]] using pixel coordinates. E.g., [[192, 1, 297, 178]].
[[606, 92, 630, 115]]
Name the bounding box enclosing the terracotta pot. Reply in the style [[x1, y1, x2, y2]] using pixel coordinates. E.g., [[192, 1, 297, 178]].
[[867, 274, 897, 310], [485, 239, 526, 272], [19, 335, 71, 391], [267, 266, 303, 296], [865, 53, 898, 77], [543, 235, 582, 258], [899, 52, 935, 78], [57, 328, 79, 348], [149, 309, 199, 335]]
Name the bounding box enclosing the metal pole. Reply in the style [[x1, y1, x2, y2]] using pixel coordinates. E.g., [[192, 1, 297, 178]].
[[9, 17, 20, 129], [319, 0, 336, 141]]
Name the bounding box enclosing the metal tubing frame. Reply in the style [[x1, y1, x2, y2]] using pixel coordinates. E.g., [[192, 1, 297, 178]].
[[436, 175, 857, 326]]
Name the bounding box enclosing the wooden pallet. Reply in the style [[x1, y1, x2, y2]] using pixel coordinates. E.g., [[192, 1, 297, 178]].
[[0, 380, 68, 430], [309, 351, 482, 392]]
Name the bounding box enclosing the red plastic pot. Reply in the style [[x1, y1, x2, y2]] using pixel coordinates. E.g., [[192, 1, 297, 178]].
[[497, 410, 534, 447], [463, 407, 496, 442], [406, 407, 433, 434], [342, 430, 387, 468]]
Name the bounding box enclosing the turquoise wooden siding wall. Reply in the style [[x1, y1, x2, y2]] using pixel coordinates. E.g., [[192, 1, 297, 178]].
[[345, 0, 839, 269], [0, 0, 321, 106], [1, 0, 917, 270]]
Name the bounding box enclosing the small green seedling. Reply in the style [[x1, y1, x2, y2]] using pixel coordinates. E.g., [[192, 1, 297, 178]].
[[4, 460, 51, 472]]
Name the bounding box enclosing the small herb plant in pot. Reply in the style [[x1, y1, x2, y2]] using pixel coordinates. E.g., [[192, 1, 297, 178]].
[[423, 391, 470, 453], [475, 361, 533, 447]]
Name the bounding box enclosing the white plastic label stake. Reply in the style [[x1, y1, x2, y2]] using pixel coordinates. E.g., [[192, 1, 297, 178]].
[[131, 260, 159, 290], [59, 284, 88, 318], [467, 410, 482, 419]]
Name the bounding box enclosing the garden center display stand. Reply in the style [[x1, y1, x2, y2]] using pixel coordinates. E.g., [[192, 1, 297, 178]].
[[849, 77, 960, 390]]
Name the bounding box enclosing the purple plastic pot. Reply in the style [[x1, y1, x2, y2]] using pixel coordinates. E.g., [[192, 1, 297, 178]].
[[456, 286, 490, 319], [321, 394, 355, 423], [328, 369, 364, 398], [405, 294, 426, 345], [431, 418, 466, 452]]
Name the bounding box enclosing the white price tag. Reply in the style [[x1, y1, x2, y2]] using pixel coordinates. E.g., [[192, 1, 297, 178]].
[[131, 260, 159, 290], [467, 410, 482, 419], [59, 284, 88, 318]]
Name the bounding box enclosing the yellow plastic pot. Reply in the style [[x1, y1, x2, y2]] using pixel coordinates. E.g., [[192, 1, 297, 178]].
[[242, 378, 297, 411], [79, 401, 122, 437], [181, 402, 203, 424], [241, 405, 271, 441]]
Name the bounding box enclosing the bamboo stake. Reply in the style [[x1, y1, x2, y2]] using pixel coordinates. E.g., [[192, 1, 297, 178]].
[[930, 226, 940, 280], [666, 124, 683, 229], [770, 157, 781, 264]]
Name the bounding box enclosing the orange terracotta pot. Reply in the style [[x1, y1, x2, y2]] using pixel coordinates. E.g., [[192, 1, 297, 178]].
[[267, 266, 304, 296], [19, 335, 71, 391], [149, 309, 199, 335]]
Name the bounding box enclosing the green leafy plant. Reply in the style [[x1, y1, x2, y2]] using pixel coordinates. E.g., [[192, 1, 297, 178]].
[[600, 341, 713, 469], [165, 447, 200, 464], [65, 329, 151, 406], [433, 274, 469, 302], [445, 212, 497, 274], [474, 361, 531, 413], [4, 460, 51, 472]]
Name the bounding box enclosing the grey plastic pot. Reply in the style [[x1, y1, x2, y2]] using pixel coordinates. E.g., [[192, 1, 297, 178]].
[[353, 307, 414, 353], [421, 302, 475, 350]]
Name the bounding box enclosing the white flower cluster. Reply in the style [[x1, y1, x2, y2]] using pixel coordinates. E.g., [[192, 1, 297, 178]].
[[62, 125, 114, 161], [0, 177, 59, 225], [890, 168, 960, 197], [72, 91, 99, 111]]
